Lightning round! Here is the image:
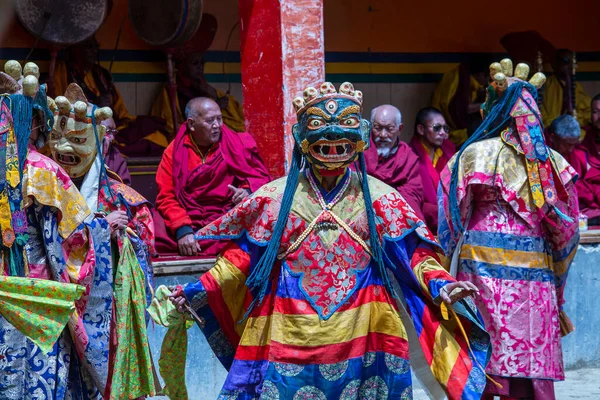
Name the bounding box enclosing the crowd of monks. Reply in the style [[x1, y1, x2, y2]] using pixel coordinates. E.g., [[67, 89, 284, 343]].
[[45, 36, 600, 258]]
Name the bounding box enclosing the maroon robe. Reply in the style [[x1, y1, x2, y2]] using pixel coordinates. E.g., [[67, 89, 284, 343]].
[[409, 136, 455, 233], [154, 124, 271, 255], [104, 145, 131, 186], [546, 127, 600, 221], [363, 137, 424, 219]]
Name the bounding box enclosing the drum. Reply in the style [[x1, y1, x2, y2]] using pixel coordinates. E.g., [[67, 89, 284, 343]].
[[129, 0, 203, 47], [15, 0, 108, 45]]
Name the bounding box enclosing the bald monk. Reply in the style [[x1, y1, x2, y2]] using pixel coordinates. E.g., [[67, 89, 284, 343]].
[[151, 52, 245, 140], [155, 97, 271, 256], [542, 49, 591, 128], [409, 107, 455, 233], [364, 104, 424, 218]]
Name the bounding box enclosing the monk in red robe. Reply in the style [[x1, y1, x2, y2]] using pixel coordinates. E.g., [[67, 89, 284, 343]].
[[546, 114, 600, 225], [155, 97, 271, 256], [364, 104, 424, 217], [410, 107, 455, 233]]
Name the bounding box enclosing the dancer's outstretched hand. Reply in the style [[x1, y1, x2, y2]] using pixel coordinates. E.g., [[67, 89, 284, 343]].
[[440, 281, 480, 305]]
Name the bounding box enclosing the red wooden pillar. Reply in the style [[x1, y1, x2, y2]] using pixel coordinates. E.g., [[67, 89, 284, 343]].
[[238, 0, 325, 177]]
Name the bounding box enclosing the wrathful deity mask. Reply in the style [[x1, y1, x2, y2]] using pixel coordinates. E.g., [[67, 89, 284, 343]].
[[48, 84, 112, 178], [292, 82, 369, 170]]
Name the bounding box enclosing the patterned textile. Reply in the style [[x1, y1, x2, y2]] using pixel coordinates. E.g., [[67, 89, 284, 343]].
[[439, 136, 579, 381], [79, 218, 113, 396], [147, 285, 194, 400], [0, 150, 117, 399], [23, 150, 90, 239], [98, 178, 156, 262], [0, 275, 84, 352], [93, 169, 156, 399], [110, 233, 155, 399], [184, 172, 491, 400]]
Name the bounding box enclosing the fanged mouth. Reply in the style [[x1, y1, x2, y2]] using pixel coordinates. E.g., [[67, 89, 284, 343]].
[[309, 139, 357, 162], [56, 153, 80, 165]]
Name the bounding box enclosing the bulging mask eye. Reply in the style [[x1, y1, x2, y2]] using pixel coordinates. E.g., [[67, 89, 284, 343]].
[[69, 137, 87, 144], [340, 116, 359, 128], [308, 118, 324, 129]]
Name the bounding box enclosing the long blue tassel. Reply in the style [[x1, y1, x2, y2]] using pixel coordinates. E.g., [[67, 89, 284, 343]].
[[241, 146, 303, 321], [358, 153, 396, 299], [91, 105, 119, 207], [553, 206, 574, 223], [9, 94, 33, 173]]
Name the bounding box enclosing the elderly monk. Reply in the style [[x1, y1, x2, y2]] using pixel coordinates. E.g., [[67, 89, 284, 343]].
[[410, 107, 456, 233], [155, 97, 270, 256], [542, 49, 591, 128], [363, 104, 424, 217], [546, 115, 600, 224]]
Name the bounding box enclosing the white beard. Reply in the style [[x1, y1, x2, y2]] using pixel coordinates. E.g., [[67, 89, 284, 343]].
[[377, 146, 391, 158]]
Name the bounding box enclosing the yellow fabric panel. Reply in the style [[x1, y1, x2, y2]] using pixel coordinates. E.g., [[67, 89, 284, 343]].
[[239, 315, 272, 347], [210, 255, 249, 337], [143, 131, 169, 149], [420, 139, 443, 167], [150, 87, 184, 140], [460, 244, 550, 269], [541, 76, 591, 129], [412, 256, 448, 298], [219, 89, 246, 133], [552, 248, 577, 277], [432, 67, 460, 128], [430, 316, 461, 388], [23, 162, 90, 239], [239, 301, 408, 348]]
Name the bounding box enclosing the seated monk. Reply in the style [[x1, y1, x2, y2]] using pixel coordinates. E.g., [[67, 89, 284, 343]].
[[547, 114, 600, 225], [53, 36, 167, 157], [155, 97, 271, 256], [542, 49, 591, 129], [151, 52, 245, 139], [431, 60, 488, 146], [409, 107, 455, 233], [363, 104, 424, 217]]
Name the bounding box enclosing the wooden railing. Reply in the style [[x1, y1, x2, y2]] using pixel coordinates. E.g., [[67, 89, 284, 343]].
[[580, 229, 600, 244], [151, 229, 600, 277], [152, 256, 216, 276]]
